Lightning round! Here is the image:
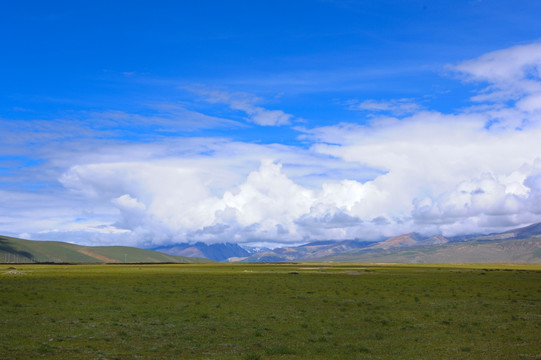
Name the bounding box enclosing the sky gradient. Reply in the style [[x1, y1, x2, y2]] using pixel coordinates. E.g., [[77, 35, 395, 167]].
[[2, 0, 541, 248]]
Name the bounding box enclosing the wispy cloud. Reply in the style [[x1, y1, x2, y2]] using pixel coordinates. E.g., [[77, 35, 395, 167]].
[[192, 88, 293, 126], [346, 98, 422, 116], [451, 42, 541, 104], [85, 105, 245, 131]]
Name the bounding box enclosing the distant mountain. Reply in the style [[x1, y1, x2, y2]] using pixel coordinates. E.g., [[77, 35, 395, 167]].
[[234, 222, 541, 263], [370, 233, 423, 249], [309, 237, 541, 263], [241, 240, 376, 262], [371, 233, 449, 249], [5, 221, 541, 264], [305, 222, 541, 263], [475, 222, 541, 241], [155, 242, 251, 262], [0, 235, 211, 264]]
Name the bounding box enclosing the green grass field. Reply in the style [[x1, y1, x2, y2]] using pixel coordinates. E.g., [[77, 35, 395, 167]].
[[1, 263, 540, 359]]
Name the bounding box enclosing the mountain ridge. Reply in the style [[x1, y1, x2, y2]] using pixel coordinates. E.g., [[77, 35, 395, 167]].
[[154, 242, 251, 262], [3, 221, 541, 263], [0, 235, 211, 264]]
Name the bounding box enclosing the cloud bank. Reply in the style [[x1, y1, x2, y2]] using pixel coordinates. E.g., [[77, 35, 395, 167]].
[[3, 42, 541, 248]]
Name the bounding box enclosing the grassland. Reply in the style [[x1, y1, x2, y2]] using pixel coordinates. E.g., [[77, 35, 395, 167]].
[[0, 235, 210, 264], [1, 263, 540, 359]]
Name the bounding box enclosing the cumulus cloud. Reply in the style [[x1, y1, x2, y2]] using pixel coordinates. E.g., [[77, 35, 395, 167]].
[[6, 42, 541, 247], [48, 142, 380, 246], [306, 107, 541, 233], [58, 161, 314, 245]]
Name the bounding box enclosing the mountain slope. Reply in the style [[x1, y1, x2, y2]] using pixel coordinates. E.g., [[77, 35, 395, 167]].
[[302, 222, 541, 263], [4, 221, 541, 264], [242, 240, 376, 262], [0, 235, 211, 263], [155, 242, 251, 261], [474, 222, 541, 241], [310, 237, 541, 263]]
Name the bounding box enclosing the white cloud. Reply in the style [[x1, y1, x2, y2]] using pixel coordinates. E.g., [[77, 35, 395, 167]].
[[194, 89, 292, 126], [304, 105, 541, 236], [452, 42, 541, 102], [348, 98, 422, 116], [44, 141, 378, 246], [5, 42, 541, 247]]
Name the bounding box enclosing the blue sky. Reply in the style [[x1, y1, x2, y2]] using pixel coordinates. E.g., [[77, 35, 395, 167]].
[[2, 0, 541, 248]]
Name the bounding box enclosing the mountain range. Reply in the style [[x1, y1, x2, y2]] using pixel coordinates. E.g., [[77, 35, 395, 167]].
[[156, 222, 541, 263], [2, 222, 541, 264], [153, 242, 255, 262]]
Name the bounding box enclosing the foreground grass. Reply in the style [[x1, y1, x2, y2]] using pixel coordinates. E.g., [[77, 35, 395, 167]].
[[1, 263, 540, 359]]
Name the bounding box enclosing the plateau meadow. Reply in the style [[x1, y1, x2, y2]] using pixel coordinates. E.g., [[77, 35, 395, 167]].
[[1, 263, 540, 359]]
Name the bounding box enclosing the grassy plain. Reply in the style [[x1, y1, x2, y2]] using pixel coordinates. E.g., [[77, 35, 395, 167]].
[[1, 263, 540, 359]]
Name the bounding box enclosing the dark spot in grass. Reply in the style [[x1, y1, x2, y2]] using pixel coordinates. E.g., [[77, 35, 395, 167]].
[[244, 353, 261, 360], [37, 343, 53, 354], [358, 346, 371, 353], [265, 345, 296, 355]]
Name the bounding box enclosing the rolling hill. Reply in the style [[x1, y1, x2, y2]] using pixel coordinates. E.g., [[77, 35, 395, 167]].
[[0, 235, 211, 264]]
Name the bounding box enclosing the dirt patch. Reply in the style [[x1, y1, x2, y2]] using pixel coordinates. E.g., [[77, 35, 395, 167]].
[[4, 270, 25, 275], [77, 249, 118, 263]]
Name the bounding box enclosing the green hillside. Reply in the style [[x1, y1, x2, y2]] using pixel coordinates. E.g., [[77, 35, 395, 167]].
[[309, 237, 541, 263], [0, 235, 211, 264]]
